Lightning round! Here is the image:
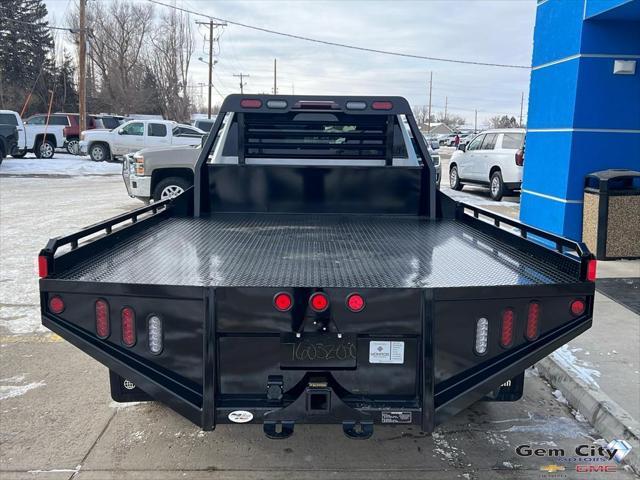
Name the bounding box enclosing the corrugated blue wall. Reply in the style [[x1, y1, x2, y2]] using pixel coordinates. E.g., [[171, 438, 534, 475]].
[[521, 0, 640, 240]]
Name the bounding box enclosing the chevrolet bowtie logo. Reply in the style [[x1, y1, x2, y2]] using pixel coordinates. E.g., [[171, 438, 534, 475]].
[[540, 464, 565, 473]]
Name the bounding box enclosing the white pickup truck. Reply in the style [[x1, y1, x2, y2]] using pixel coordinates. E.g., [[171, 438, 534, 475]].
[[0, 110, 68, 159], [79, 119, 204, 162]]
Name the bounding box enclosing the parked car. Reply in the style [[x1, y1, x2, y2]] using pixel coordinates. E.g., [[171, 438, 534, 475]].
[[38, 95, 595, 438], [439, 133, 458, 146], [79, 119, 205, 162], [123, 143, 201, 202], [0, 124, 18, 165], [0, 110, 67, 159], [94, 115, 125, 130], [62, 114, 96, 155], [193, 117, 217, 132], [448, 128, 525, 201]]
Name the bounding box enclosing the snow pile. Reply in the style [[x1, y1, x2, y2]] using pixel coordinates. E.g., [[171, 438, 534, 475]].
[[0, 155, 122, 176], [550, 345, 601, 388], [0, 375, 45, 400]]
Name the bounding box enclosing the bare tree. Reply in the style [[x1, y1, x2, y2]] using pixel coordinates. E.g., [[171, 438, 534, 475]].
[[411, 105, 433, 126], [68, 0, 156, 114], [435, 111, 466, 127], [489, 115, 518, 129], [148, 7, 193, 122]]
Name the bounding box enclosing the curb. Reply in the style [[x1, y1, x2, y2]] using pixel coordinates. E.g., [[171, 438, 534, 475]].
[[537, 355, 640, 473]]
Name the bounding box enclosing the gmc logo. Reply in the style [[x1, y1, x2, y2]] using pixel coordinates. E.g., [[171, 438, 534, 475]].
[[576, 465, 617, 473]]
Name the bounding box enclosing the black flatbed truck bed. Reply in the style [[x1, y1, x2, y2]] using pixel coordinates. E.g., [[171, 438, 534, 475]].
[[57, 213, 578, 289], [39, 95, 596, 439]]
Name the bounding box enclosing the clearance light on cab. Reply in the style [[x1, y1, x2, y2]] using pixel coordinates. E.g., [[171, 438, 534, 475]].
[[240, 99, 262, 109]]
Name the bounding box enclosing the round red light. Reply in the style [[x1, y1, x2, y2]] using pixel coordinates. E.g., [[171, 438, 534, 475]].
[[309, 292, 329, 312], [346, 293, 365, 312], [570, 299, 586, 316], [273, 292, 293, 312], [49, 296, 65, 314]]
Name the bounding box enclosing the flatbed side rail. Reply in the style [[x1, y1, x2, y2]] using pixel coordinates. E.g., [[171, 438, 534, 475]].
[[456, 202, 593, 279], [38, 193, 184, 276]]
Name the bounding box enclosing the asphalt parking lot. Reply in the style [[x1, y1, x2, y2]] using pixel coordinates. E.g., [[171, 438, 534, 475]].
[[0, 154, 636, 479]]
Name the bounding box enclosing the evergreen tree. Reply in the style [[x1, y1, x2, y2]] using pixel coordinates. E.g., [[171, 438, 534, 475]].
[[0, 0, 56, 114]]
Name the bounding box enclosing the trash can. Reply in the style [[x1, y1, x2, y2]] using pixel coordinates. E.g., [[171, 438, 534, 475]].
[[582, 170, 640, 260]]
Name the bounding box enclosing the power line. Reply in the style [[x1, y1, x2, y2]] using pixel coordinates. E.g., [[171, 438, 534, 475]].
[[145, 0, 530, 70], [3, 17, 80, 32]]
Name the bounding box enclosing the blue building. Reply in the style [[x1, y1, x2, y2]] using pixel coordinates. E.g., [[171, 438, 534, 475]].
[[521, 0, 640, 240]]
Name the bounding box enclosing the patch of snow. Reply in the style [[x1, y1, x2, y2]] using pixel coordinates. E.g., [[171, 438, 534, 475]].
[[0, 380, 45, 400], [0, 155, 122, 176], [0, 375, 25, 383], [499, 417, 585, 438], [109, 401, 144, 409], [550, 345, 601, 388], [552, 389, 568, 405], [571, 409, 588, 423], [502, 461, 516, 469]]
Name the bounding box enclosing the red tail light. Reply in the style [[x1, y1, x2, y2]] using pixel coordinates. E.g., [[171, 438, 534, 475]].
[[500, 308, 514, 347], [570, 299, 586, 317], [95, 299, 110, 338], [48, 295, 65, 314], [515, 148, 524, 166], [121, 307, 136, 347], [38, 255, 49, 278], [240, 99, 262, 108], [371, 101, 393, 110], [346, 293, 365, 312], [309, 292, 329, 312], [273, 292, 293, 312], [525, 302, 540, 341], [587, 259, 597, 282]]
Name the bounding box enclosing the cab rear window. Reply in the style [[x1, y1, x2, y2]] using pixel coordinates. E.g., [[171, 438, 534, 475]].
[[0, 113, 18, 126]]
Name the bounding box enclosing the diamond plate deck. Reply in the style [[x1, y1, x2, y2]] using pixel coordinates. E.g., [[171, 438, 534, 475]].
[[56, 214, 577, 288]]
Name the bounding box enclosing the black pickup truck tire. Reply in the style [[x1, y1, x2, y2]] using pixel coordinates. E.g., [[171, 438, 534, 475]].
[[66, 138, 79, 155], [11, 149, 27, 158], [153, 177, 191, 201]]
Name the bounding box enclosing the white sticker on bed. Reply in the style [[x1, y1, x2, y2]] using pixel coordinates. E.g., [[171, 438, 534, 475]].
[[369, 341, 404, 364]]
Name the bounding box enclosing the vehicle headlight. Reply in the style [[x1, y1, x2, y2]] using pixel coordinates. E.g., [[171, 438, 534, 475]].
[[134, 155, 144, 175]]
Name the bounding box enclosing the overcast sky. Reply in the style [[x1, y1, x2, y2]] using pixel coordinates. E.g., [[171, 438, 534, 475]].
[[45, 0, 536, 126]]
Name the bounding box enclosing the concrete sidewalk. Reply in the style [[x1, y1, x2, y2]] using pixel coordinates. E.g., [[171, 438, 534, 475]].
[[538, 259, 640, 471]]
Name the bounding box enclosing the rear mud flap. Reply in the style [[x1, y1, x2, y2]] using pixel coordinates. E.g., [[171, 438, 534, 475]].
[[109, 370, 153, 403], [482, 372, 525, 402]]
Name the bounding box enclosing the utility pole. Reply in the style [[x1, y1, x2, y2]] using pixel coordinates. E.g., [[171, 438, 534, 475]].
[[444, 96, 448, 124], [196, 19, 227, 118], [519, 92, 524, 127], [427, 71, 433, 133], [474, 109, 478, 132], [78, 0, 87, 133], [233, 73, 249, 94], [273, 58, 277, 95]]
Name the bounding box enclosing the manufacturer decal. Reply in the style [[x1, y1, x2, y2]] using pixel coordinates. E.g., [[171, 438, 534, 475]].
[[381, 411, 412, 424], [369, 341, 404, 364], [228, 410, 253, 423]]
